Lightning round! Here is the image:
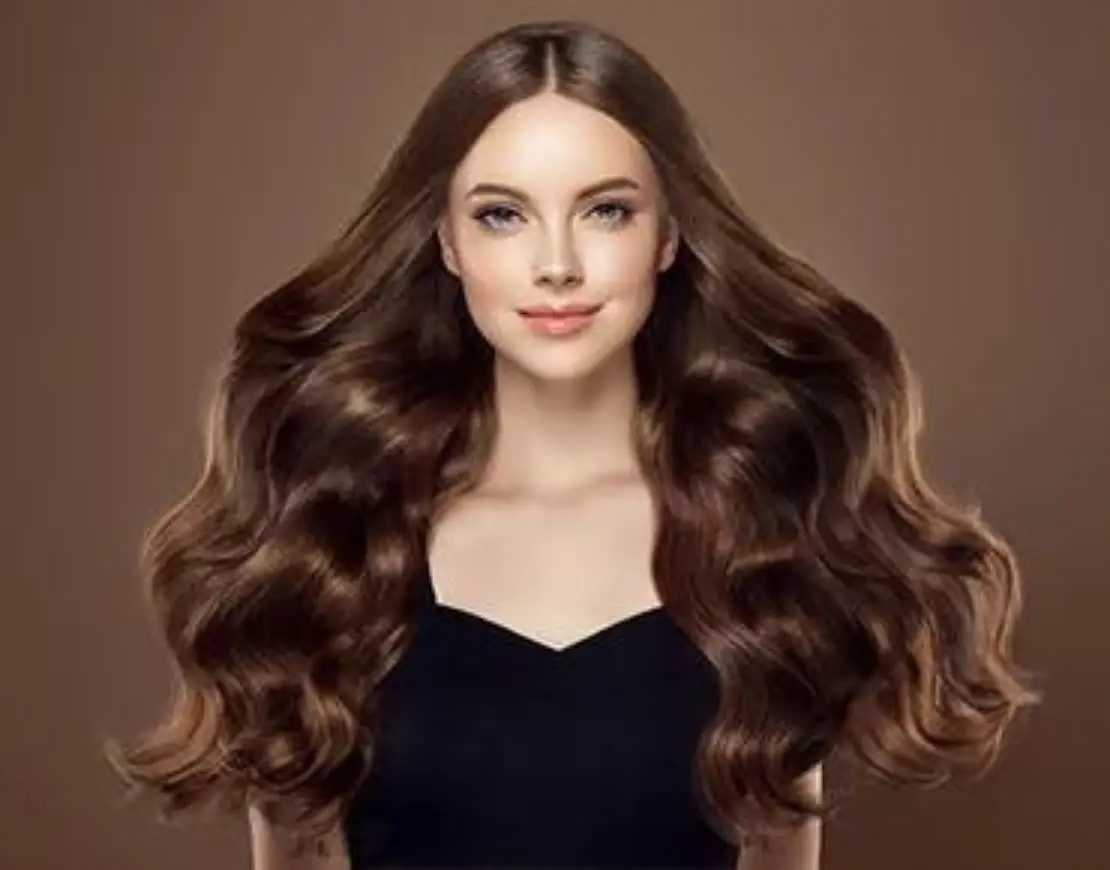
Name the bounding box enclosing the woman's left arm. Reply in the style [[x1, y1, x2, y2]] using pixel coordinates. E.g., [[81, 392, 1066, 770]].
[[736, 765, 823, 870]]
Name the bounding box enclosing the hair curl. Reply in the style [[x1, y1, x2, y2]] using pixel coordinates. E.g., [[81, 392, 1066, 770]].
[[108, 19, 1039, 850]]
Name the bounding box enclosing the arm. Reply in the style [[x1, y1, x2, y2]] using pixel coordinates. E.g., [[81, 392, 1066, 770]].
[[736, 765, 823, 870], [248, 805, 351, 870]]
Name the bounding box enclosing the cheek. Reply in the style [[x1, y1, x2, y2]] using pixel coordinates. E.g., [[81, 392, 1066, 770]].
[[454, 236, 526, 309], [580, 235, 661, 318], [583, 237, 658, 284], [453, 242, 526, 344]]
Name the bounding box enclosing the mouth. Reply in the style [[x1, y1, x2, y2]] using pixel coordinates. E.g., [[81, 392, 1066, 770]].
[[516, 302, 604, 336], [517, 302, 604, 318]]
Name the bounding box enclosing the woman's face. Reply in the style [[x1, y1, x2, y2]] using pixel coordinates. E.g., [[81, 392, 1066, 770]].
[[439, 92, 677, 384]]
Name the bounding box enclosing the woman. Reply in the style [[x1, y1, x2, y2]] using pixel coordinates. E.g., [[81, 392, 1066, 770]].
[[109, 19, 1038, 870]]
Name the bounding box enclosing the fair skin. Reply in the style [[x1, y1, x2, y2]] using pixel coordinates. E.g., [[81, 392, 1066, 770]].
[[250, 91, 820, 869]]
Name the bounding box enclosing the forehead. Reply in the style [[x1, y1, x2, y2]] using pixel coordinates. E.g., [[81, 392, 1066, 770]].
[[449, 93, 658, 196]]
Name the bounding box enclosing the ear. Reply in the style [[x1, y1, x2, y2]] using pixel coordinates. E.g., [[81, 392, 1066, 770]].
[[657, 214, 679, 273], [437, 218, 460, 276]]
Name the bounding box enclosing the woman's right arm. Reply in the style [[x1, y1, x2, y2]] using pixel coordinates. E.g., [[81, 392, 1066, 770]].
[[248, 805, 352, 870]]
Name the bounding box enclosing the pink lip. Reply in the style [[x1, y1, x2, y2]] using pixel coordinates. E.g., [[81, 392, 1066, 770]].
[[517, 303, 603, 318], [517, 302, 603, 336]]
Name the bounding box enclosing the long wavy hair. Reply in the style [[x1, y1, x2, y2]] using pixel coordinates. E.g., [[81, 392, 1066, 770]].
[[109, 18, 1039, 849]]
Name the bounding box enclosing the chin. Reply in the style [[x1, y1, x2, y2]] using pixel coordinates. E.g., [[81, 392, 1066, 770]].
[[501, 341, 625, 385]]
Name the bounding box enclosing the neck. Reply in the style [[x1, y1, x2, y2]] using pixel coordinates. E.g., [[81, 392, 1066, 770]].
[[481, 351, 642, 498]]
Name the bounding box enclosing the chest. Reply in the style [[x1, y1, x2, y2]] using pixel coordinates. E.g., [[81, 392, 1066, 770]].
[[426, 484, 660, 651]]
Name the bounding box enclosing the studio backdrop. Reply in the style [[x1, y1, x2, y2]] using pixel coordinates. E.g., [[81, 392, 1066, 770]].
[[2, 2, 1106, 869]]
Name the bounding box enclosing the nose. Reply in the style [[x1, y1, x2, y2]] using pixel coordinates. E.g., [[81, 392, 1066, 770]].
[[534, 261, 583, 289], [532, 228, 584, 290]]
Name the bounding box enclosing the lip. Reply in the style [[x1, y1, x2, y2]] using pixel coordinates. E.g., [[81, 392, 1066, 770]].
[[517, 302, 603, 318], [517, 302, 603, 336]]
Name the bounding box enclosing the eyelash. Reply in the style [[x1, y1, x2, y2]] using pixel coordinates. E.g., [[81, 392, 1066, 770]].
[[471, 199, 636, 232]]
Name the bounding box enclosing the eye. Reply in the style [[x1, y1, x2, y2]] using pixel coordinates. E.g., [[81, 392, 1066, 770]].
[[472, 204, 523, 231], [470, 199, 637, 233], [586, 199, 635, 227]]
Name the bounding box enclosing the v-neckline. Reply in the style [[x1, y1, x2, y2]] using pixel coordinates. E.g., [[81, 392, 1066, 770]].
[[419, 562, 666, 656], [434, 600, 666, 655]]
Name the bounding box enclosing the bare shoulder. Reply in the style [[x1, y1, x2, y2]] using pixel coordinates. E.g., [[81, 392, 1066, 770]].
[[736, 765, 824, 870], [247, 805, 351, 870]]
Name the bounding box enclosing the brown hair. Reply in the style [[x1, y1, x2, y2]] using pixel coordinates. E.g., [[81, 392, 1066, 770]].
[[107, 19, 1039, 849]]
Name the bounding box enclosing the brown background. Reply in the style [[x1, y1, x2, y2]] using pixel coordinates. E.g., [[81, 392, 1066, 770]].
[[2, 1, 1106, 868]]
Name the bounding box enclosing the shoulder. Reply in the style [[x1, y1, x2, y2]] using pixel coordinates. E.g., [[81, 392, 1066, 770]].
[[247, 804, 351, 870], [737, 765, 824, 870]]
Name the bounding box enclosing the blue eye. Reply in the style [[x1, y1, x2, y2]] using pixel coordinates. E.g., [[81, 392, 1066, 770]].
[[588, 200, 634, 226], [472, 204, 522, 231], [470, 199, 636, 232]]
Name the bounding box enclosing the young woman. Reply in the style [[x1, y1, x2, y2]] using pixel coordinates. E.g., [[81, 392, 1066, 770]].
[[110, 19, 1038, 870]]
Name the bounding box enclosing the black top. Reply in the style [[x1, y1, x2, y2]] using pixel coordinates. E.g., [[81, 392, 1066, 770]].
[[343, 563, 738, 868]]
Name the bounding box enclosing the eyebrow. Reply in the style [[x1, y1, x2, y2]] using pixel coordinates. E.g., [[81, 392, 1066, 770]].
[[464, 176, 643, 202]]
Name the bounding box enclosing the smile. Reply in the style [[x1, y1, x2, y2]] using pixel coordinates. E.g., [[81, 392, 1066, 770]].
[[517, 303, 603, 336]]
